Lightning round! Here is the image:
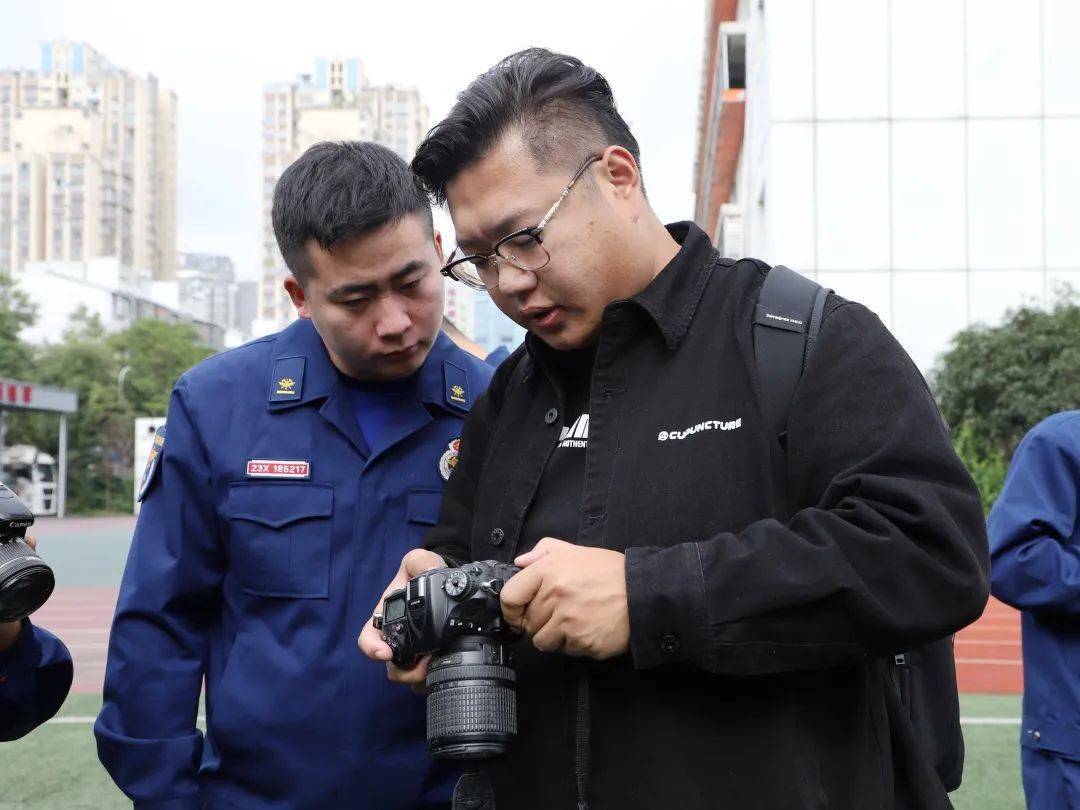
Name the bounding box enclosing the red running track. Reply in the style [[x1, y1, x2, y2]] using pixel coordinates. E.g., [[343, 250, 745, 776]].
[[33, 586, 118, 695], [33, 589, 1024, 697], [955, 596, 1023, 694]]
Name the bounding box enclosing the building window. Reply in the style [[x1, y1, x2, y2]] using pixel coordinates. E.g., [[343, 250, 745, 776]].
[[721, 25, 747, 90]]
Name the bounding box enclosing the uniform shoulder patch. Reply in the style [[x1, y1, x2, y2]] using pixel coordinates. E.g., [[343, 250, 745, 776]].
[[442, 361, 470, 413], [269, 356, 305, 403], [137, 424, 166, 502]]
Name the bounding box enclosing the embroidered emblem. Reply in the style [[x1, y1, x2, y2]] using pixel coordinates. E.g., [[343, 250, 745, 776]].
[[137, 424, 167, 501], [438, 439, 461, 481]]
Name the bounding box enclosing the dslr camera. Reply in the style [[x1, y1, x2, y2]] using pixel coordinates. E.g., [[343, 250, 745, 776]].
[[0, 482, 54, 623], [375, 559, 520, 760]]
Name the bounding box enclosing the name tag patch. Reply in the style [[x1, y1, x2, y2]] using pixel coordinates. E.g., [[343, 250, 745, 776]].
[[246, 459, 311, 479]]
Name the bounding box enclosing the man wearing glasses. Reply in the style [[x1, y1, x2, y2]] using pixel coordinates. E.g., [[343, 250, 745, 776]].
[[360, 49, 989, 809]]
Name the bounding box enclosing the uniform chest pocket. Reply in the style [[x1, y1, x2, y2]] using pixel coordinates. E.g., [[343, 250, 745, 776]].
[[225, 482, 334, 599], [406, 487, 442, 527]]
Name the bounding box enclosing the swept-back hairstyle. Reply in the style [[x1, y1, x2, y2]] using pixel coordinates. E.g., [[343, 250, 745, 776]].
[[412, 48, 644, 204]]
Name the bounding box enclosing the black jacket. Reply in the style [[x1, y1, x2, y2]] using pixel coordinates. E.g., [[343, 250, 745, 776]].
[[424, 222, 990, 809]]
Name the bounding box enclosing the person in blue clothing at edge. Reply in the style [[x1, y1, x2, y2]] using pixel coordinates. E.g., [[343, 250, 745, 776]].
[[988, 410, 1080, 809], [94, 141, 495, 809], [0, 536, 73, 741]]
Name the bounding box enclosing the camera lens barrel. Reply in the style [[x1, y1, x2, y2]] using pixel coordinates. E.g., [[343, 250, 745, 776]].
[[425, 637, 517, 760], [0, 539, 55, 623]]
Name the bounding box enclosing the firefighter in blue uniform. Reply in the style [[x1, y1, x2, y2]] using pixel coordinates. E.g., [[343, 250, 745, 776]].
[[1, 539, 73, 741], [95, 142, 494, 809], [988, 410, 1080, 808]]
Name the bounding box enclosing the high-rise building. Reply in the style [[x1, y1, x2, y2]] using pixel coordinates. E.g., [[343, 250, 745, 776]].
[[0, 41, 178, 280], [694, 0, 1080, 371], [175, 251, 236, 332], [255, 58, 429, 333], [231, 280, 259, 339]]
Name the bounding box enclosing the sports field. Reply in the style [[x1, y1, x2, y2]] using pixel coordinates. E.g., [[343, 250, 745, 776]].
[[0, 517, 1029, 809]]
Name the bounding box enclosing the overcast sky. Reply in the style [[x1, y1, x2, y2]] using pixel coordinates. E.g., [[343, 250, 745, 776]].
[[0, 0, 705, 280]]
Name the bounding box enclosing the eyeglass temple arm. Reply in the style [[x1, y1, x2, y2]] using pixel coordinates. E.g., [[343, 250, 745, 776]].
[[537, 156, 601, 231], [537, 192, 568, 231]]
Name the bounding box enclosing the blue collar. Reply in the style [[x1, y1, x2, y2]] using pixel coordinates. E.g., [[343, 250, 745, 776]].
[[266, 320, 475, 415]]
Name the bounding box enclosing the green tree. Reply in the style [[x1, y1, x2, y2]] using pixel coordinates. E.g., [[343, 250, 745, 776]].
[[109, 319, 214, 416], [931, 290, 1080, 511], [11, 310, 214, 514], [0, 273, 38, 377]]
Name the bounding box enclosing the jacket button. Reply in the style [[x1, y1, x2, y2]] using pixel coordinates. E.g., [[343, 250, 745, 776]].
[[544, 408, 559, 425], [490, 527, 505, 547], [660, 633, 680, 656], [1032, 730, 1042, 741]]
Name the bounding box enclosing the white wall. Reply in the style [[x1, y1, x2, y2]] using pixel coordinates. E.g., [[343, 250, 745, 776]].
[[19, 271, 115, 343], [739, 0, 1080, 372]]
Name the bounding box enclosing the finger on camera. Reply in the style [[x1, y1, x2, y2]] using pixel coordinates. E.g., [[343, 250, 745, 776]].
[[358, 625, 393, 661], [521, 597, 556, 637], [387, 656, 430, 684], [532, 623, 566, 654], [25, 534, 37, 551], [402, 548, 445, 578], [500, 566, 544, 628]]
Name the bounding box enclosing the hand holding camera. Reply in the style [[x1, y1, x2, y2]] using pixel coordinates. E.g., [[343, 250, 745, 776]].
[[358, 548, 447, 685], [372, 559, 521, 760], [502, 537, 630, 659]]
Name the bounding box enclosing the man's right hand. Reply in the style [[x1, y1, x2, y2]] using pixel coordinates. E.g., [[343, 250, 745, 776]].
[[358, 548, 446, 687]]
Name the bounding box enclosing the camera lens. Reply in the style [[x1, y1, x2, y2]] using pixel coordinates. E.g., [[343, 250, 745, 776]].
[[0, 539, 56, 623], [425, 637, 517, 760]]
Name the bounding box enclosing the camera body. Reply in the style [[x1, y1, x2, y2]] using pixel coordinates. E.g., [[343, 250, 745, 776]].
[[376, 560, 521, 760], [377, 559, 519, 668], [0, 482, 53, 623]]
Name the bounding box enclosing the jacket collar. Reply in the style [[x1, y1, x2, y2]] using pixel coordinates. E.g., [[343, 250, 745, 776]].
[[628, 221, 719, 351], [524, 220, 718, 362], [266, 318, 476, 416]]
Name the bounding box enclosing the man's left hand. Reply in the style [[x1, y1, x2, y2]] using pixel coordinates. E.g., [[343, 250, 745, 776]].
[[501, 538, 630, 659]]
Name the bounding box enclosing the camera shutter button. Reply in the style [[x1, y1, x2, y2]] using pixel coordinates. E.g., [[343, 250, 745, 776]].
[[490, 527, 505, 546]]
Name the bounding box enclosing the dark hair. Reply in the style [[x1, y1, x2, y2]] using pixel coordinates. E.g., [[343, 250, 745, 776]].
[[272, 141, 433, 285], [412, 48, 643, 204]]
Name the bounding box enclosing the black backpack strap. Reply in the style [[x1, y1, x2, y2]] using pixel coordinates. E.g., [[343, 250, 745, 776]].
[[752, 265, 830, 449], [752, 267, 964, 791]]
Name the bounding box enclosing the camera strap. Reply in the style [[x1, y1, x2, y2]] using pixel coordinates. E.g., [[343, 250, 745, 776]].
[[452, 766, 497, 810]]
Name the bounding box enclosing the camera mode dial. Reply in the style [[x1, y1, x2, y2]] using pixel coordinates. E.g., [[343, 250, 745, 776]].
[[444, 570, 478, 600]]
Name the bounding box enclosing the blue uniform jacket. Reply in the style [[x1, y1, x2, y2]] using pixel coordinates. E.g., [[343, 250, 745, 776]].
[[988, 412, 1080, 777], [0, 620, 73, 741], [95, 319, 494, 810]]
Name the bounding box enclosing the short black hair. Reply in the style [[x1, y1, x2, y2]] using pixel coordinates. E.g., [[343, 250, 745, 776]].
[[272, 141, 433, 285], [412, 48, 643, 204]]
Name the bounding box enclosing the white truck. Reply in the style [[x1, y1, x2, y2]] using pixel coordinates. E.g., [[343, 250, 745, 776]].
[[1, 444, 59, 515]]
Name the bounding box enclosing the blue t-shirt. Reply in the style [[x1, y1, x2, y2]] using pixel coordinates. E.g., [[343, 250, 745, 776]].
[[340, 373, 416, 455]]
